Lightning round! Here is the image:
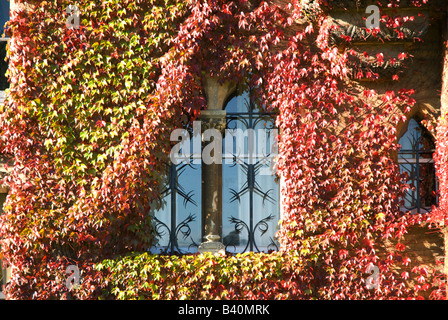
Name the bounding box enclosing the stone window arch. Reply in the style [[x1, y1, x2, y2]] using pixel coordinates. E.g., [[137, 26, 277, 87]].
[[398, 117, 438, 214]]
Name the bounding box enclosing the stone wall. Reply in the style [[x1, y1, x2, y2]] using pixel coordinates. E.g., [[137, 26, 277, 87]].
[[329, 1, 445, 137], [328, 1, 447, 297], [382, 226, 444, 294]]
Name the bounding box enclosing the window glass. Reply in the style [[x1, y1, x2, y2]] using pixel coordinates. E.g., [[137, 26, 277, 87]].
[[0, 40, 8, 91], [0, 0, 8, 37], [0, 0, 9, 92], [151, 162, 201, 254]]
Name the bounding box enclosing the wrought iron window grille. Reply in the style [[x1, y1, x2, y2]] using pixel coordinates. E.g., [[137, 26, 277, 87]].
[[152, 89, 280, 254]]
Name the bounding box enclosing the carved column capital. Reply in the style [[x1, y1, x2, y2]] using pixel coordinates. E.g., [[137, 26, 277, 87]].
[[200, 110, 227, 133]]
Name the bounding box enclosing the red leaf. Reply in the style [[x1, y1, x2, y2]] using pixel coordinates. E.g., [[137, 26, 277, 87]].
[[376, 53, 384, 65], [398, 52, 407, 60]]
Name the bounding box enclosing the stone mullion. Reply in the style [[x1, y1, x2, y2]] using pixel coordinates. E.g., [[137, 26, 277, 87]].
[[198, 75, 235, 255], [198, 110, 226, 254]]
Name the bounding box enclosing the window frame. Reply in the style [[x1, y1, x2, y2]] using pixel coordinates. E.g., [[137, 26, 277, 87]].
[[151, 87, 281, 255], [398, 117, 438, 214]]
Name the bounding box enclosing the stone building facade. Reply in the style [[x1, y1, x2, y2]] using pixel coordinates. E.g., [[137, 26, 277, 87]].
[[157, 0, 448, 295]]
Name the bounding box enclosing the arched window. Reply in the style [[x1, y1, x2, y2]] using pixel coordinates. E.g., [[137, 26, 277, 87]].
[[222, 89, 280, 253], [151, 89, 280, 254], [398, 118, 437, 213]]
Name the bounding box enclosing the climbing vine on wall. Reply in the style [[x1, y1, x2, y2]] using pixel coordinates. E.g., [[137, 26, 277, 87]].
[[0, 0, 443, 299]]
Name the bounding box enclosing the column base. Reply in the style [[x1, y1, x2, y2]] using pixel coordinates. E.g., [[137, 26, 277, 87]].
[[198, 236, 225, 255], [198, 241, 225, 255]]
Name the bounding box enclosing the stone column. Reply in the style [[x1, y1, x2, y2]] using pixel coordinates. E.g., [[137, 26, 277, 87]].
[[198, 110, 226, 254], [198, 75, 235, 255]]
